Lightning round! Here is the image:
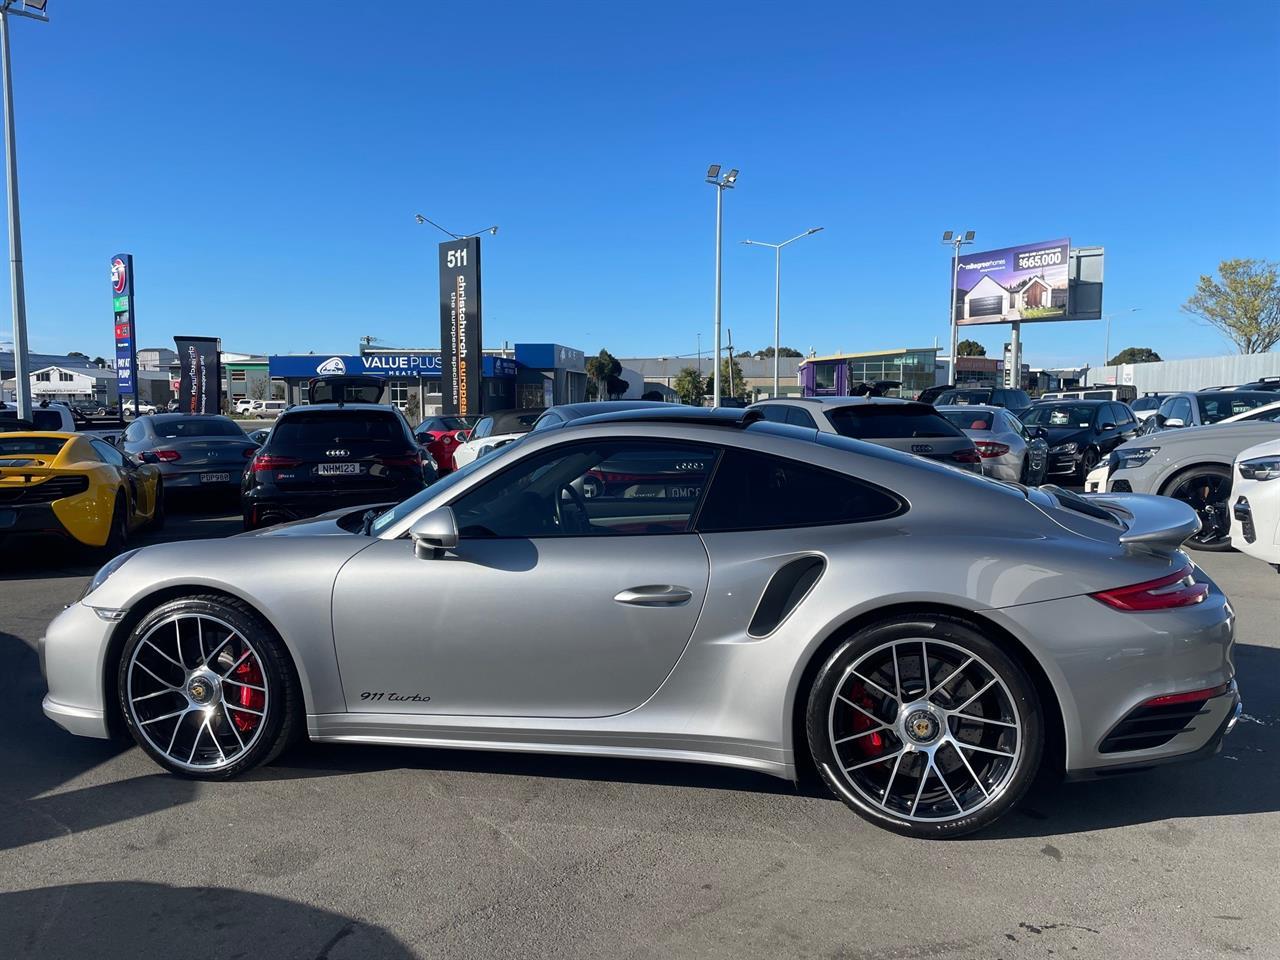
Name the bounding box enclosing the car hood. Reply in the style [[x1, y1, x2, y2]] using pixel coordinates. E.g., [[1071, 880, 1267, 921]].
[[1039, 426, 1090, 446], [1115, 420, 1280, 453]]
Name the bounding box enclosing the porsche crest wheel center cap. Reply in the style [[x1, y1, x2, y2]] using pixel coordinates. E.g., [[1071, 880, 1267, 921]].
[[186, 673, 220, 706], [903, 709, 941, 745]]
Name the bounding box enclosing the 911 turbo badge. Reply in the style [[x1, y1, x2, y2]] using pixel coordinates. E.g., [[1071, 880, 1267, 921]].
[[360, 691, 432, 703]]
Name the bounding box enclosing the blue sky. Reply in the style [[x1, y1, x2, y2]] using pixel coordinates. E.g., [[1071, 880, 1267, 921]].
[[3, 1, 1278, 368]]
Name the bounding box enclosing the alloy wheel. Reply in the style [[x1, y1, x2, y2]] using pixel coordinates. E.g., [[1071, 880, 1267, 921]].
[[826, 638, 1022, 822], [1170, 472, 1231, 548], [125, 613, 270, 772]]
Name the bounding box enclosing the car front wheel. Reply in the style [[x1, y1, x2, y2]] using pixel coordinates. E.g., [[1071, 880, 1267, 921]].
[[806, 615, 1044, 839], [117, 595, 301, 779]]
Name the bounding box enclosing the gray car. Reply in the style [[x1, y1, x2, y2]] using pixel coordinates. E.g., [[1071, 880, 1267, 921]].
[[43, 407, 1239, 839], [1141, 390, 1277, 436], [120, 413, 258, 497], [1106, 419, 1280, 550], [936, 404, 1048, 484], [749, 397, 982, 473]]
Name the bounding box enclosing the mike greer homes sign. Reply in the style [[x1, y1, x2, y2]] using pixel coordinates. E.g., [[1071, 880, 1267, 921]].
[[954, 238, 1071, 326], [438, 237, 483, 417]]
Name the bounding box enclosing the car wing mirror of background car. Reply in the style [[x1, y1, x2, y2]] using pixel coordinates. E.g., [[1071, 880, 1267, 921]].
[[1164, 418, 1185, 429], [410, 506, 459, 559]]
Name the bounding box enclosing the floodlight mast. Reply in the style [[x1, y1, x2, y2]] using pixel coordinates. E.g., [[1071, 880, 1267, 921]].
[[942, 229, 976, 385], [742, 227, 825, 396], [705, 164, 739, 408], [0, 0, 47, 420]]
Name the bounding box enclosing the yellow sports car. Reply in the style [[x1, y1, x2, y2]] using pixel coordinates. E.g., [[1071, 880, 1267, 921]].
[[0, 431, 163, 552]]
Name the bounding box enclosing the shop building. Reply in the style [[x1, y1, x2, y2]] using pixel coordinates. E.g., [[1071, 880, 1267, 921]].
[[800, 348, 938, 398]]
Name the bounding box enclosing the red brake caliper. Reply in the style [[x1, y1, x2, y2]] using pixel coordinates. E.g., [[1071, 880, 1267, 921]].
[[231, 655, 265, 734], [847, 682, 884, 758]]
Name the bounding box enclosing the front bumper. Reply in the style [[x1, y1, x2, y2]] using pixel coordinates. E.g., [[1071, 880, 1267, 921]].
[[1046, 451, 1083, 476], [1230, 478, 1280, 567], [991, 570, 1236, 775], [40, 600, 119, 740]]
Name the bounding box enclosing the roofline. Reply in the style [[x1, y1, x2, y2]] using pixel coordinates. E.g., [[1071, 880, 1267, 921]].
[[799, 348, 937, 365]]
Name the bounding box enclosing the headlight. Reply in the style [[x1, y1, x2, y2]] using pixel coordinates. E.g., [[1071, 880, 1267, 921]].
[[1049, 442, 1079, 455], [1114, 446, 1160, 471], [81, 548, 140, 601], [1239, 456, 1280, 481]]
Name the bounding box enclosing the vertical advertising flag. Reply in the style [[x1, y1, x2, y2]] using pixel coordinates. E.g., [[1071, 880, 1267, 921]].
[[438, 237, 483, 417], [111, 254, 138, 399], [174, 336, 222, 415]]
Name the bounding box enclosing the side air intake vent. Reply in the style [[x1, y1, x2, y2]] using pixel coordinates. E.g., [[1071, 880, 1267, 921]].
[[748, 556, 825, 638]]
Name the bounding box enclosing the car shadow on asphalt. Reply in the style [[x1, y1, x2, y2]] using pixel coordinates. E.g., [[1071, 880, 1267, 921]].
[[0, 630, 199, 853], [0, 882, 415, 959]]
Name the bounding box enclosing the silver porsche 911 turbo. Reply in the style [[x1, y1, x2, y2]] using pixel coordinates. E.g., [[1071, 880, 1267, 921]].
[[41, 407, 1241, 838]]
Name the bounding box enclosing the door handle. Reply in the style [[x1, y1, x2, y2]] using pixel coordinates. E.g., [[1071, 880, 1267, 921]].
[[614, 585, 693, 607]]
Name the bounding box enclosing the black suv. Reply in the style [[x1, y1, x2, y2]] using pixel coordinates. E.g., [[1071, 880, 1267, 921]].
[[1020, 398, 1140, 480], [932, 387, 1032, 418], [241, 376, 426, 529]]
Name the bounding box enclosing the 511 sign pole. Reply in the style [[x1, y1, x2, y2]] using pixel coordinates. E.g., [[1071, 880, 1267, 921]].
[[438, 236, 483, 417]]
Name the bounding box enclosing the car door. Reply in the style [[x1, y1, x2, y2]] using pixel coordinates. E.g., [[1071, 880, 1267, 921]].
[[330, 437, 717, 718], [89, 437, 155, 524]]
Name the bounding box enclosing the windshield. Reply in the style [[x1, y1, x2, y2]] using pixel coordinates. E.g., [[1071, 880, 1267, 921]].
[[0, 436, 66, 456], [936, 389, 991, 405], [270, 410, 409, 455], [420, 417, 469, 432], [153, 417, 246, 439], [1022, 404, 1097, 428], [1198, 392, 1275, 423], [826, 404, 964, 440], [369, 452, 494, 535]]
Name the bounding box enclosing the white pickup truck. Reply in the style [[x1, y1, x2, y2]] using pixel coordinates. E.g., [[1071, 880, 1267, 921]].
[[0, 400, 127, 445]]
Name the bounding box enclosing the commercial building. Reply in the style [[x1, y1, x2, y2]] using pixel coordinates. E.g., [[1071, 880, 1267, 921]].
[[620, 355, 804, 399], [1084, 351, 1280, 394], [800, 348, 938, 397]]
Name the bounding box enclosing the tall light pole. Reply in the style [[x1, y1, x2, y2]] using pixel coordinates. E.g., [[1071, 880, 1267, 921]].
[[1103, 307, 1140, 368], [0, 0, 45, 420], [743, 227, 823, 397], [414, 213, 498, 240], [942, 230, 975, 385], [706, 165, 737, 408]]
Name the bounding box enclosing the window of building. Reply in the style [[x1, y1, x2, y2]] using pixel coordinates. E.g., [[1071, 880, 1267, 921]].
[[388, 380, 410, 408], [59, 371, 74, 382], [230, 369, 247, 383], [36, 371, 51, 382], [813, 363, 837, 392], [697, 448, 904, 532]]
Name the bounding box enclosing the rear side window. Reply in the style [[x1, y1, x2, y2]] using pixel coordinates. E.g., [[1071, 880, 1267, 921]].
[[0, 436, 66, 456], [31, 410, 63, 430], [1198, 392, 1273, 423], [938, 389, 992, 406], [827, 404, 965, 440], [940, 410, 992, 431], [697, 448, 904, 532], [786, 407, 817, 428], [269, 411, 410, 455]]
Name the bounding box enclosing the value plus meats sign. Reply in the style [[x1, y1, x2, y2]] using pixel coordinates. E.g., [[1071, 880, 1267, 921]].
[[438, 237, 483, 417], [111, 254, 138, 400]]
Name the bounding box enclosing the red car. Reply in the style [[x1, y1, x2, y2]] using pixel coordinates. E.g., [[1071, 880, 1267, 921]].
[[413, 416, 472, 474]]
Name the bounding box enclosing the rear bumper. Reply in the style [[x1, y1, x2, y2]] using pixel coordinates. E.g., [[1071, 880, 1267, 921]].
[[159, 468, 246, 491], [244, 482, 423, 525], [0, 502, 79, 545]]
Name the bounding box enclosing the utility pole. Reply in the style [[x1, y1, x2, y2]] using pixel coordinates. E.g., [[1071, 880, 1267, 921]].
[[941, 230, 975, 385], [0, 1, 46, 419], [705, 165, 738, 408]]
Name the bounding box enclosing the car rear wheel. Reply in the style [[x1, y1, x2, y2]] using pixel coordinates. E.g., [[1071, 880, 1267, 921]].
[[1164, 464, 1233, 552], [806, 615, 1043, 839], [95, 493, 129, 558], [1077, 447, 1100, 482], [149, 482, 166, 531], [117, 595, 301, 779]]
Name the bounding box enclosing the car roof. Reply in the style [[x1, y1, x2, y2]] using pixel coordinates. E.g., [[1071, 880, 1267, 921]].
[[148, 412, 232, 422], [547, 400, 669, 421], [751, 396, 915, 408], [570, 406, 764, 430], [1031, 397, 1110, 405], [936, 404, 1001, 415], [279, 402, 396, 414]]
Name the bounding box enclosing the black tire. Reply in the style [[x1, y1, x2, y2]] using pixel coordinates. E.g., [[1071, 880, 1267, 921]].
[[1077, 447, 1100, 483], [806, 615, 1044, 839], [149, 482, 166, 531], [116, 594, 302, 780], [1163, 463, 1234, 552], [95, 493, 129, 558]]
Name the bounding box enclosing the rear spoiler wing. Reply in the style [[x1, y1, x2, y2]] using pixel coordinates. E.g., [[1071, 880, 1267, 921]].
[[1083, 492, 1202, 552]]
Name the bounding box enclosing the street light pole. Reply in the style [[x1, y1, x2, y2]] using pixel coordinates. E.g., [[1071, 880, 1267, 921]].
[[941, 230, 975, 385], [743, 227, 823, 397], [0, 1, 46, 420], [705, 165, 738, 408], [1103, 308, 1140, 368]]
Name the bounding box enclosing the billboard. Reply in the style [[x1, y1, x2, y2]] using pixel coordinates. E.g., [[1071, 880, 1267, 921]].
[[175, 336, 221, 415], [438, 237, 483, 417], [111, 254, 138, 398], [954, 239, 1070, 326]]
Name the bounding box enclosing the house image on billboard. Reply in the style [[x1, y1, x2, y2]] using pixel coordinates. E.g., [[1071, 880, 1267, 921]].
[[961, 273, 1068, 321]]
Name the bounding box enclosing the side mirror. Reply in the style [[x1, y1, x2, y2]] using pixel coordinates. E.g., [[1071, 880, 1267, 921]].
[[1164, 418, 1185, 429], [414, 431, 430, 444], [409, 506, 458, 559]]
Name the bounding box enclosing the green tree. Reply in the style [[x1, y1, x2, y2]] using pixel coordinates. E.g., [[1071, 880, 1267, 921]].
[[956, 339, 986, 357], [585, 349, 621, 398], [735, 350, 753, 358], [91, 356, 107, 367], [1108, 346, 1162, 365], [753, 346, 803, 359], [672, 367, 704, 406], [719, 355, 748, 400], [1182, 258, 1280, 354], [67, 350, 89, 360], [605, 374, 630, 399]]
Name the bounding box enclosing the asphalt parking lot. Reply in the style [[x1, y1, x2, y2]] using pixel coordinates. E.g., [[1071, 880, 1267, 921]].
[[2, 503, 1277, 960]]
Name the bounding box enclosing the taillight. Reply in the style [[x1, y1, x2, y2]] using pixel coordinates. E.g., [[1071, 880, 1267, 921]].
[[154, 449, 181, 462], [973, 441, 1010, 459], [251, 454, 301, 471], [1090, 564, 1209, 611], [951, 448, 981, 464], [1141, 682, 1230, 708]]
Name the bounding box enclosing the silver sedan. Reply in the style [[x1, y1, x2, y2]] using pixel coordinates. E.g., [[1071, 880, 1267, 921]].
[[936, 405, 1048, 483], [42, 408, 1240, 838]]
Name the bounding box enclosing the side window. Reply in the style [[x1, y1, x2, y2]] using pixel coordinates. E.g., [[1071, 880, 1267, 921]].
[[697, 448, 904, 533], [1170, 397, 1193, 423], [90, 438, 125, 467], [1111, 403, 1131, 427], [530, 412, 563, 433], [449, 439, 717, 539], [471, 417, 494, 440], [754, 405, 788, 424], [31, 410, 63, 431], [123, 420, 146, 442], [785, 407, 817, 429]]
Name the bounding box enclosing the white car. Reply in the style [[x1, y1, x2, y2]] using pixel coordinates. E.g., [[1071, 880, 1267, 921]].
[[451, 408, 543, 469], [1229, 436, 1280, 572], [256, 400, 288, 420], [234, 398, 262, 415], [1084, 460, 1109, 492]]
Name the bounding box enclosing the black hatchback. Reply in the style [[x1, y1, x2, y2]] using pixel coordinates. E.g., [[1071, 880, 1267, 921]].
[[241, 403, 426, 529], [1020, 399, 1141, 480]]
